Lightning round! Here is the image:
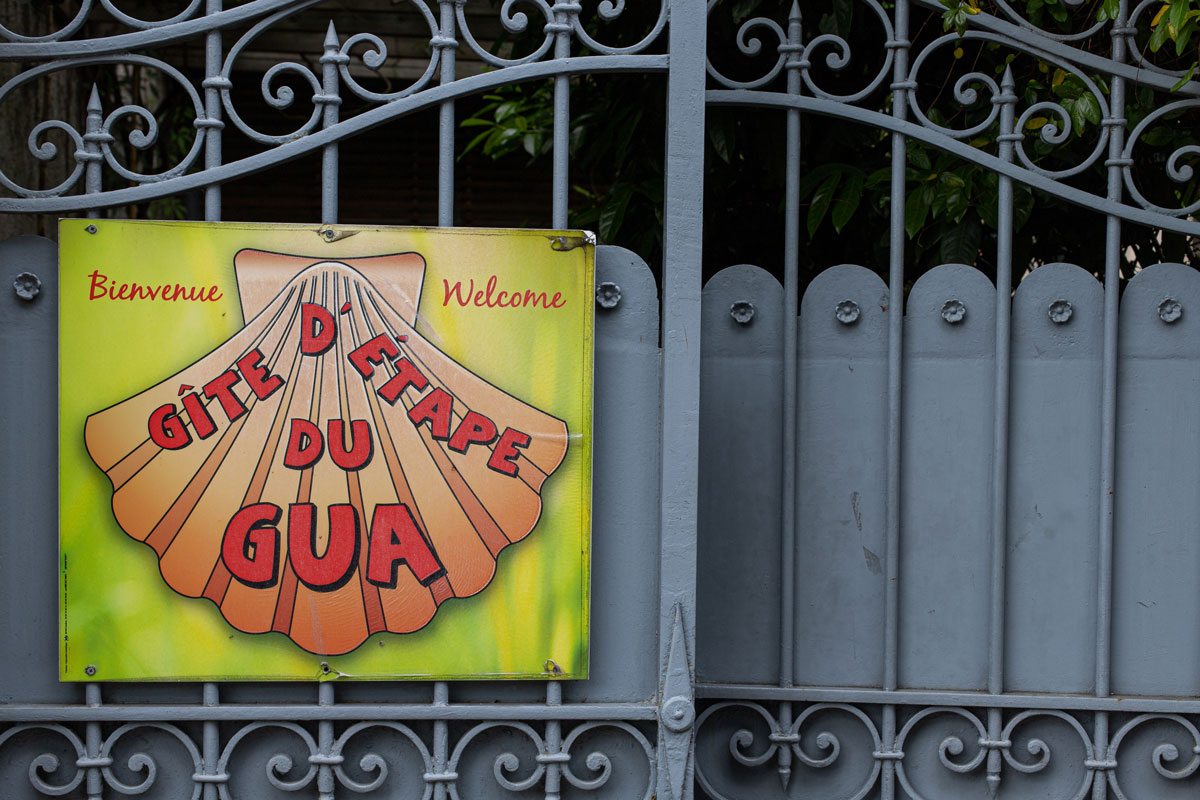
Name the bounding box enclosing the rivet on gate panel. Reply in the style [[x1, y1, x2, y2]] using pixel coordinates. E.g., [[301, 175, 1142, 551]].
[[13, 271, 41, 301], [836, 300, 860, 325], [1048, 299, 1073, 324], [729, 300, 755, 325], [1158, 298, 1182, 323], [596, 281, 621, 309], [941, 299, 966, 324]]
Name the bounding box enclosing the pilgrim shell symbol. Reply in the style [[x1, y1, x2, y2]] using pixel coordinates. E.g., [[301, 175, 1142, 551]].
[[84, 249, 569, 656]]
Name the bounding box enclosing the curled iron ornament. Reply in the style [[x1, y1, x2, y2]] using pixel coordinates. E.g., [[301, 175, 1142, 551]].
[[894, 706, 989, 800], [979, 0, 1109, 42], [1107, 713, 1200, 800], [100, 722, 204, 800], [1123, 99, 1200, 217], [331, 721, 434, 797], [456, 0, 558, 67], [1000, 710, 1095, 800], [0, 0, 207, 43], [0, 724, 88, 796], [558, 721, 656, 799], [694, 701, 880, 800], [217, 721, 320, 798], [447, 720, 547, 798], [0, 54, 209, 199], [570, 0, 667, 55]]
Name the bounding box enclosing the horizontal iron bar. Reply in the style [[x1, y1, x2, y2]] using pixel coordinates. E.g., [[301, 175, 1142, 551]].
[[0, 702, 660, 723], [707, 89, 1200, 238], [0, 54, 667, 214], [0, 0, 322, 61], [697, 683, 1200, 714]]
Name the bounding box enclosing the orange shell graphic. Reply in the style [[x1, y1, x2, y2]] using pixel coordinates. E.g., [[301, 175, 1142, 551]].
[[84, 250, 569, 656]]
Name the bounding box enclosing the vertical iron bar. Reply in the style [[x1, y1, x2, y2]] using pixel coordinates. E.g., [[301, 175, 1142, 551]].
[[550, 0, 575, 229], [317, 682, 335, 800], [82, 86, 104, 795], [436, 0, 457, 227], [881, 0, 912, 795], [432, 682, 450, 800], [657, 0, 706, 797], [201, 0, 224, 220], [202, 683, 220, 800], [544, 682, 563, 800], [1093, 4, 1129, 798], [985, 66, 1018, 799], [84, 85, 102, 219], [201, 7, 224, 786], [777, 3, 803, 791], [84, 683, 103, 800], [320, 22, 343, 225]]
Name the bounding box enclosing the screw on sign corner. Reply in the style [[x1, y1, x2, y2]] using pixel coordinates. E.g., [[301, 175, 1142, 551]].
[[84, 665, 97, 677], [13, 272, 41, 301]]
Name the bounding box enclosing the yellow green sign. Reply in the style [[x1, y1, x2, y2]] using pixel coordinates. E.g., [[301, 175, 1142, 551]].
[[59, 220, 593, 680]]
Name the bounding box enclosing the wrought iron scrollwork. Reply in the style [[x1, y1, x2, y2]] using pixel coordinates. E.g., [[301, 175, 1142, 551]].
[[694, 701, 881, 800]]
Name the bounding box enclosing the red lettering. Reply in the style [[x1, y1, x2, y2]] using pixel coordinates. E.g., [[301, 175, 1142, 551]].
[[487, 427, 531, 476], [283, 418, 324, 469], [148, 403, 192, 450], [442, 279, 472, 307], [236, 348, 283, 400], [222, 503, 281, 588], [407, 388, 453, 439], [287, 503, 359, 592], [348, 333, 401, 379], [301, 303, 336, 356], [115, 282, 131, 301], [88, 270, 107, 300], [366, 504, 443, 587], [179, 392, 216, 439], [550, 292, 565, 308], [378, 357, 429, 405], [206, 285, 223, 302], [203, 370, 247, 422], [327, 419, 372, 470], [447, 411, 498, 454]]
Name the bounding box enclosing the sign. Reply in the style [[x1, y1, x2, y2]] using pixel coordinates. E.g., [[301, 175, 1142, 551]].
[[59, 221, 593, 680]]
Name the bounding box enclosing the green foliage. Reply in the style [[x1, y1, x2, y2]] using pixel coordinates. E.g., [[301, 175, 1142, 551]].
[[458, 0, 1200, 280]]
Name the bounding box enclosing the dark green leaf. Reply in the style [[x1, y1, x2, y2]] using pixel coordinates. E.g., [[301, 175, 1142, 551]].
[[937, 216, 982, 264], [831, 170, 865, 232], [807, 171, 841, 238], [905, 188, 930, 238]]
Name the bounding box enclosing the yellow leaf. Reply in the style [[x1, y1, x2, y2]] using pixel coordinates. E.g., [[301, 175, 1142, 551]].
[[1052, 68, 1066, 87], [954, 47, 965, 59], [1025, 116, 1049, 129], [1152, 3, 1168, 26]]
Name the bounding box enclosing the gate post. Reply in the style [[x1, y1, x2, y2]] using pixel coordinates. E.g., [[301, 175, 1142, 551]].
[[658, 1, 706, 798]]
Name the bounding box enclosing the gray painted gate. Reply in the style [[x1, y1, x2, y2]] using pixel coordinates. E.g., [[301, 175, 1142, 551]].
[[1, 1, 1200, 798]]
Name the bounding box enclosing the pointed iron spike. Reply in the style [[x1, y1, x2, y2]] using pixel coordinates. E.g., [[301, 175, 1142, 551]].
[[324, 19, 339, 48], [87, 83, 102, 112], [778, 765, 792, 791], [986, 773, 1001, 798], [789, 0, 802, 22], [1001, 64, 1016, 91]]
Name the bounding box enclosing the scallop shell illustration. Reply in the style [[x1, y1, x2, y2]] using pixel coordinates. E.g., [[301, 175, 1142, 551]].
[[84, 249, 569, 656]]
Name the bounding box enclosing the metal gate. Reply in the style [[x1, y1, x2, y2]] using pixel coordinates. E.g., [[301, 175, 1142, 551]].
[[1, 1, 1199, 798]]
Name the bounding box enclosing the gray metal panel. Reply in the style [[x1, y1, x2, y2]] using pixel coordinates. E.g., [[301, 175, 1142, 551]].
[[794, 264, 889, 689], [899, 264, 995, 692], [573, 244, 660, 703], [0, 235, 75, 704], [1005, 263, 1102, 695], [696, 265, 783, 686], [1112, 262, 1200, 697]]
